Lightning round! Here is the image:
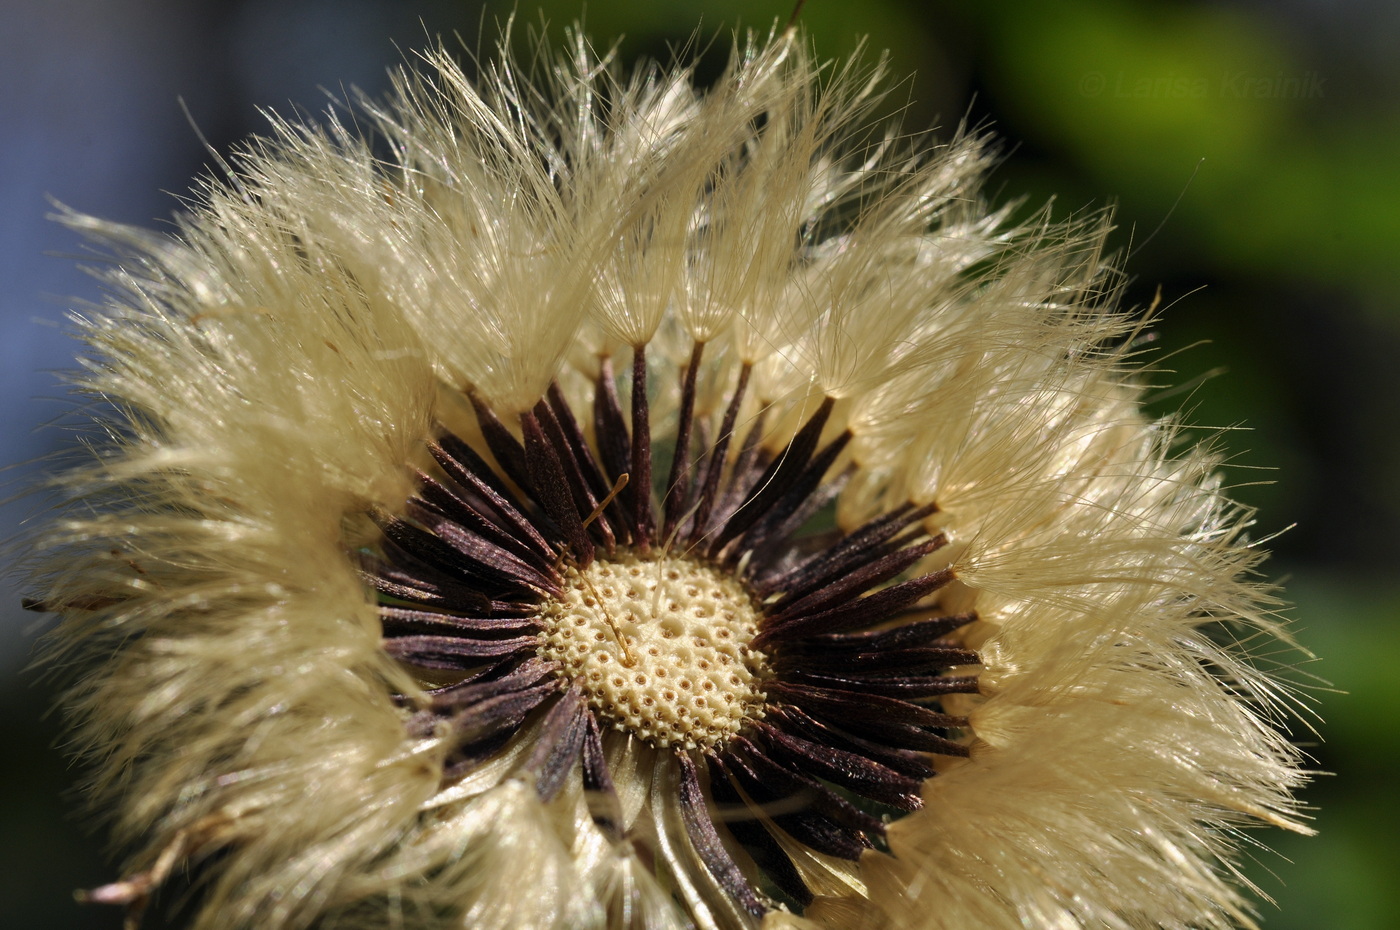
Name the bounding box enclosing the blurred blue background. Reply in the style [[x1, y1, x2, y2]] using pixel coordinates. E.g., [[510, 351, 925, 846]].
[[3, 0, 1395, 926]]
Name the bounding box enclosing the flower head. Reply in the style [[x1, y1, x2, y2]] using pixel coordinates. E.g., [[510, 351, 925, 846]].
[[27, 25, 1307, 930]]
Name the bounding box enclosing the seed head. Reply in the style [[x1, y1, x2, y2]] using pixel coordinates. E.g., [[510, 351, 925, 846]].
[[23, 24, 1308, 930]]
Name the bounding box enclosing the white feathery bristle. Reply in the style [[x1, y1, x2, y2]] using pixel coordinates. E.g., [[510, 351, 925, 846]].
[[23, 24, 1308, 930]]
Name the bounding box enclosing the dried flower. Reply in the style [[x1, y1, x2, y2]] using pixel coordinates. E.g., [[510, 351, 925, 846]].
[[25, 25, 1307, 930]]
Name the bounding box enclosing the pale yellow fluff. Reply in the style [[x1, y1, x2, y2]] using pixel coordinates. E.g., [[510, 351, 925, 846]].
[[25, 25, 1306, 930]]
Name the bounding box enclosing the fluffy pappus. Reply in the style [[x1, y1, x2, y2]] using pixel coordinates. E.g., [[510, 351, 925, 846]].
[[20, 23, 1308, 930]]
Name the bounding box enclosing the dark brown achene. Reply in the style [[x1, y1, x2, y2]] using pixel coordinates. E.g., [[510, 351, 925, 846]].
[[368, 348, 979, 914]]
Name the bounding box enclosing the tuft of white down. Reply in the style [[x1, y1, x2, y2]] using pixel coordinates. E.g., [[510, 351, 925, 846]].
[[23, 22, 1308, 930]]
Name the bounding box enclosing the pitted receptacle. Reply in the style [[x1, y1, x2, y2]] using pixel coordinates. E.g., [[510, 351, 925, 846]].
[[537, 553, 770, 749]]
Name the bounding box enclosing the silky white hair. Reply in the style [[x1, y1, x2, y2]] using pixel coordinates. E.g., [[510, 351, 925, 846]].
[[25, 24, 1308, 930]]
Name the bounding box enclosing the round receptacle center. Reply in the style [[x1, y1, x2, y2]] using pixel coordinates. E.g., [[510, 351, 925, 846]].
[[537, 553, 769, 749]]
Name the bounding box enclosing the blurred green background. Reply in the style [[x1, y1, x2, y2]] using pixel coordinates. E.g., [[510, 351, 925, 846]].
[[3, 0, 1394, 926]]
